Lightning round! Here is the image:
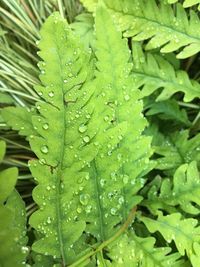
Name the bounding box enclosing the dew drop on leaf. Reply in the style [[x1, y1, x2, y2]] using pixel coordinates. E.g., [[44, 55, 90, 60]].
[[83, 136, 90, 143], [78, 124, 87, 133], [42, 123, 49, 130], [79, 194, 90, 206], [124, 94, 130, 101], [76, 207, 82, 213], [110, 207, 117, 215], [41, 145, 49, 154], [48, 91, 54, 97]]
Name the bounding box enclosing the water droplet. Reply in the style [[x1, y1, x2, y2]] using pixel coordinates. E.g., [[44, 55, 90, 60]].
[[79, 124, 87, 133], [83, 136, 90, 143], [64, 79, 68, 83], [104, 116, 109, 121], [41, 70, 45, 74], [21, 246, 29, 254], [43, 123, 49, 130], [77, 207, 82, 213], [123, 175, 129, 184], [80, 194, 90, 205], [100, 179, 105, 187], [118, 196, 124, 204], [38, 91, 43, 96], [85, 205, 92, 213], [47, 185, 51, 191], [110, 208, 117, 215], [47, 217, 52, 224], [124, 95, 130, 101], [48, 91, 54, 97], [41, 145, 49, 154]]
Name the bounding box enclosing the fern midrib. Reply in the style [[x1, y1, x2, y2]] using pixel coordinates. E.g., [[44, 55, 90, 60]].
[[53, 33, 67, 266], [91, 160, 105, 241], [107, 6, 200, 42]]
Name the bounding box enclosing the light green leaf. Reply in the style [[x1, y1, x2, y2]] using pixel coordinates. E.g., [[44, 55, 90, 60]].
[[132, 43, 200, 102], [2, 106, 37, 139], [103, 0, 200, 58], [141, 212, 200, 259], [143, 161, 200, 215], [71, 13, 95, 48], [146, 100, 191, 126], [0, 167, 18, 203], [151, 129, 200, 172], [108, 234, 182, 267], [4, 9, 152, 265], [80, 0, 98, 12], [0, 142, 27, 267]]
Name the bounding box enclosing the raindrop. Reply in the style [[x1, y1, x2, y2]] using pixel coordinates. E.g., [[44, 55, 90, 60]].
[[110, 208, 117, 215], [21, 246, 29, 254], [76, 207, 82, 213], [124, 94, 130, 101], [118, 196, 124, 205], [41, 145, 49, 154], [100, 179, 105, 187], [47, 217, 52, 224], [79, 124, 87, 133], [48, 91, 54, 97], [85, 205, 92, 213], [46, 186, 51, 191], [43, 123, 49, 130], [64, 79, 68, 83], [123, 175, 129, 184], [83, 136, 90, 143], [38, 91, 43, 96], [79, 194, 90, 206]]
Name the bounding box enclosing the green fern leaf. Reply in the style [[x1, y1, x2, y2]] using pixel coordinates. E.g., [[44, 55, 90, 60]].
[[132, 43, 200, 102], [146, 100, 191, 126], [168, 0, 200, 9], [2, 7, 152, 265], [108, 234, 182, 267], [103, 0, 200, 58], [141, 212, 200, 260], [0, 141, 28, 267], [71, 13, 95, 48], [142, 161, 200, 215], [80, 0, 98, 12], [2, 106, 37, 139], [191, 242, 200, 267], [151, 129, 200, 172]]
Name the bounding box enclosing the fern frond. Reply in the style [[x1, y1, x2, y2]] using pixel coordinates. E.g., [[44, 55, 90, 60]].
[[2, 106, 37, 139], [141, 212, 200, 261], [0, 140, 28, 266], [146, 100, 191, 126], [132, 43, 200, 102], [80, 0, 98, 12], [191, 242, 200, 267], [168, 0, 200, 10], [71, 13, 95, 48], [142, 161, 200, 215], [2, 7, 153, 265], [103, 0, 200, 58], [108, 234, 182, 267], [151, 129, 200, 172]]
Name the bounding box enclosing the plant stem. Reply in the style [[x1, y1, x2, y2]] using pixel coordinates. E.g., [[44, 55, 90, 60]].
[[69, 207, 137, 267]]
